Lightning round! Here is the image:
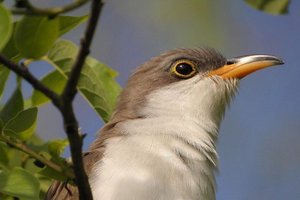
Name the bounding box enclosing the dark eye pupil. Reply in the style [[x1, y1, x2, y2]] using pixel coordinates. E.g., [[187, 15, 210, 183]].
[[175, 63, 194, 75]]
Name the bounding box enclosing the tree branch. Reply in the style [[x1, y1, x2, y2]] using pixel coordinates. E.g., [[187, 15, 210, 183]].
[[58, 0, 104, 199], [0, 55, 61, 108], [12, 0, 90, 16], [0, 134, 75, 179], [61, 0, 102, 102]]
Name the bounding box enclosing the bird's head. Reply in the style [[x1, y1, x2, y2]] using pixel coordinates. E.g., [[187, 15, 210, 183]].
[[110, 48, 283, 130]]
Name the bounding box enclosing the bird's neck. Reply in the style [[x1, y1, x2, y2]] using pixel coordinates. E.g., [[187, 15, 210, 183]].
[[129, 77, 233, 155], [91, 78, 237, 200], [120, 113, 221, 163]]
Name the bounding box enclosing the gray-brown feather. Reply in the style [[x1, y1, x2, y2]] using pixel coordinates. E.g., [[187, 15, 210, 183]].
[[44, 47, 226, 200]]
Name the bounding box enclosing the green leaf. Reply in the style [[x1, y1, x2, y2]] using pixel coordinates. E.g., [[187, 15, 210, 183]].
[[244, 0, 290, 15], [0, 87, 24, 125], [0, 4, 12, 50], [4, 146, 24, 168], [58, 15, 88, 36], [47, 139, 69, 158], [1, 23, 21, 60], [86, 57, 121, 111], [39, 164, 69, 182], [3, 107, 38, 140], [0, 142, 9, 168], [47, 40, 121, 122], [0, 167, 40, 200], [39, 139, 71, 181], [0, 194, 15, 200], [26, 134, 49, 153], [0, 67, 10, 99], [15, 16, 59, 59], [2, 14, 84, 60], [36, 174, 52, 199], [79, 88, 110, 120], [32, 71, 66, 106]]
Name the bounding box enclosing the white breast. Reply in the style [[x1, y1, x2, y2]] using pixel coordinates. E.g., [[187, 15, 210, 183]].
[[90, 134, 215, 200], [90, 76, 238, 200]]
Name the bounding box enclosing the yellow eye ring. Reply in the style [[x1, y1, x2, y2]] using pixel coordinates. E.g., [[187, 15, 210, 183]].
[[171, 60, 197, 79]]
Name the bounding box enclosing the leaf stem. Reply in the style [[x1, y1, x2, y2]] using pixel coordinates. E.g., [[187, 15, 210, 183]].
[[0, 134, 75, 179]]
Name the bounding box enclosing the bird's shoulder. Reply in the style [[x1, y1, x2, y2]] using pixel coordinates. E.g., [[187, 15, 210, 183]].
[[44, 150, 103, 200], [45, 121, 123, 200]]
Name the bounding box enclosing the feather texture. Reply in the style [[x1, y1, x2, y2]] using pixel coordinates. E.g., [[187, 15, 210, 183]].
[[45, 48, 238, 200]]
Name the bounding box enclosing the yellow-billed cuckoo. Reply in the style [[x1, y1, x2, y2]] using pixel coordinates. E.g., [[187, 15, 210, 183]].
[[45, 48, 283, 200]]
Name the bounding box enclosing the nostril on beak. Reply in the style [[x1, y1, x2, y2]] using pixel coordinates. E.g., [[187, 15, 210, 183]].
[[226, 60, 235, 65]]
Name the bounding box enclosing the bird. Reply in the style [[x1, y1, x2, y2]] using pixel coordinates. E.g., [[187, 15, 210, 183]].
[[45, 47, 283, 200]]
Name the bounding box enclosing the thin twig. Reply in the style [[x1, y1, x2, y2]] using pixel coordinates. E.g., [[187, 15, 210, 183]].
[[0, 134, 75, 179], [59, 0, 103, 199], [0, 55, 61, 108], [12, 0, 90, 16], [61, 2, 102, 102]]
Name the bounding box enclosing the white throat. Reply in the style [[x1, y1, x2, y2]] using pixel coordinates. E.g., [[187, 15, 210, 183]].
[[91, 76, 238, 200]]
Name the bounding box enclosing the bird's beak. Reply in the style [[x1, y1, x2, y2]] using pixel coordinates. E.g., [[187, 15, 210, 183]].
[[207, 55, 284, 79]]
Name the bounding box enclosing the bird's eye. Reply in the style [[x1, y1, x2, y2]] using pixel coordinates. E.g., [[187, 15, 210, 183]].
[[171, 60, 197, 79]]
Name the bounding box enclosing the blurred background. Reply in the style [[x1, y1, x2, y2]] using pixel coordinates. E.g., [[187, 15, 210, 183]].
[[5, 0, 300, 199]]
